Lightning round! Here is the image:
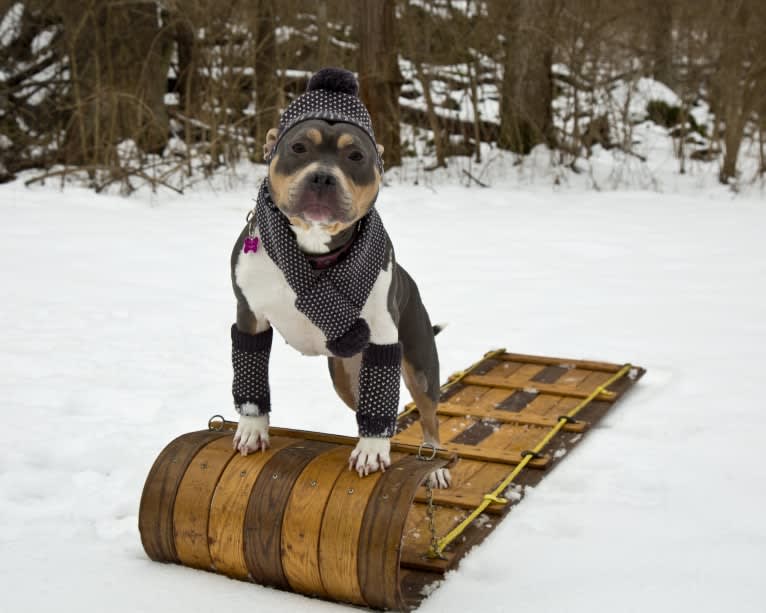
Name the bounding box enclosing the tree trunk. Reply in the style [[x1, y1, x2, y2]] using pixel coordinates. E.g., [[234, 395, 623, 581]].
[[57, 0, 172, 165], [252, 0, 279, 160], [173, 16, 196, 114], [357, 0, 402, 168], [317, 1, 329, 67], [648, 0, 674, 88], [469, 60, 482, 163], [716, 1, 749, 185], [415, 60, 446, 168], [499, 0, 554, 154]]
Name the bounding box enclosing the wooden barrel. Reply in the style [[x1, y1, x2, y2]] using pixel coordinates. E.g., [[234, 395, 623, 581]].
[[139, 425, 452, 610]]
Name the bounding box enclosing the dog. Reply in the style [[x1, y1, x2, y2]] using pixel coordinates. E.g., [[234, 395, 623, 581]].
[[228, 68, 450, 488]]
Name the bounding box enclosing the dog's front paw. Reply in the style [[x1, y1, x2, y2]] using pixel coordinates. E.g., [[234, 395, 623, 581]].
[[233, 414, 270, 455], [349, 437, 391, 477], [426, 467, 452, 489]]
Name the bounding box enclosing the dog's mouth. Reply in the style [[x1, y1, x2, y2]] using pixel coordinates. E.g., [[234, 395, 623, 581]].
[[293, 175, 353, 224], [298, 192, 338, 223]]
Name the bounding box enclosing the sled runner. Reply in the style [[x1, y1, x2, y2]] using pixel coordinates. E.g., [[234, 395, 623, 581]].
[[139, 349, 644, 610]]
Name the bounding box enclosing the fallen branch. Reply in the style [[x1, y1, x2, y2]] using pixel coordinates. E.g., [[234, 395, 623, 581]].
[[462, 169, 489, 187]]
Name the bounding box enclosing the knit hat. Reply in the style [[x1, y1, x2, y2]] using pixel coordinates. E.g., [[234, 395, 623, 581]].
[[267, 67, 383, 172]]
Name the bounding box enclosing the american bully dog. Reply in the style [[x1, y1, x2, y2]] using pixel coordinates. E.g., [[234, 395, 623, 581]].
[[229, 67, 450, 488]]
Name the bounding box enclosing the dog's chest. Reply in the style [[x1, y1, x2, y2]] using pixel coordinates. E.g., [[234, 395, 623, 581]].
[[234, 228, 399, 354], [235, 232, 330, 356]]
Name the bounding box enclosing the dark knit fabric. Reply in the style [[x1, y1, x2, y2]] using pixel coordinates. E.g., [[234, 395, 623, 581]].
[[231, 324, 273, 416], [266, 68, 383, 172], [356, 342, 402, 437], [254, 179, 388, 357]]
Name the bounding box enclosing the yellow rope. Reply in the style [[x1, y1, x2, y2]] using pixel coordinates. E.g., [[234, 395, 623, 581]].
[[429, 362, 633, 557]]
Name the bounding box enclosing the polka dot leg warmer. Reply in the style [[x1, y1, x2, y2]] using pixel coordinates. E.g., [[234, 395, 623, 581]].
[[356, 342, 402, 438], [231, 324, 273, 416]]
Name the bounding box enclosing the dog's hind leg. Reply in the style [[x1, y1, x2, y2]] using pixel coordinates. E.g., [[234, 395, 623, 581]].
[[396, 266, 451, 488], [401, 359, 450, 488]]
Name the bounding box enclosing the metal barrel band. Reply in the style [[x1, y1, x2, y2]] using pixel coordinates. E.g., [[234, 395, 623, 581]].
[[557, 415, 579, 424], [520, 450, 545, 460]]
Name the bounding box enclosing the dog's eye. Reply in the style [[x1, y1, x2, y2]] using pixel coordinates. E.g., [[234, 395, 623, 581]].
[[291, 142, 307, 154], [348, 151, 364, 162]]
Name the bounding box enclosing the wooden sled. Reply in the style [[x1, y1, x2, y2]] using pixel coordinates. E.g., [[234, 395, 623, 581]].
[[139, 349, 644, 610]]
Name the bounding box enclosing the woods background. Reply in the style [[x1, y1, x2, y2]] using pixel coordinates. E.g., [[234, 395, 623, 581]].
[[1, 0, 764, 193]]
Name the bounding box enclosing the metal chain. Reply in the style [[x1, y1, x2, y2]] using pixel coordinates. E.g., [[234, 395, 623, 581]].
[[424, 480, 442, 558], [417, 441, 443, 559]]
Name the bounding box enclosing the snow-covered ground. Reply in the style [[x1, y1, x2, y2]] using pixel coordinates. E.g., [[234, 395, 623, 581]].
[[1, 174, 764, 612]]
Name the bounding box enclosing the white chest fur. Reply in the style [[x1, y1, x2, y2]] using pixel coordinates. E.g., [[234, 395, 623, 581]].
[[234, 230, 398, 356]]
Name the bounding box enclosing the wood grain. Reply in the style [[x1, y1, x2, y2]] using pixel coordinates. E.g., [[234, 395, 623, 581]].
[[400, 503, 469, 565], [173, 435, 238, 570], [393, 414, 475, 447], [139, 430, 226, 563], [413, 459, 510, 512], [207, 436, 296, 579], [243, 440, 335, 589], [318, 460, 390, 605], [281, 446, 351, 597], [358, 455, 451, 610], [497, 352, 623, 373], [435, 400, 587, 433], [463, 374, 617, 400]]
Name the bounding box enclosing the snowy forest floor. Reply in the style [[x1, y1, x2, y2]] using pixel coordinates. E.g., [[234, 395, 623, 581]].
[[0, 174, 764, 612]]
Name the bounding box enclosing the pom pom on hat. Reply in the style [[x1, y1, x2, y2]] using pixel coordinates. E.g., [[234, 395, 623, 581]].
[[306, 68, 359, 97]]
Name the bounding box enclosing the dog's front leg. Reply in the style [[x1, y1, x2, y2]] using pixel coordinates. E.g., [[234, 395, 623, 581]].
[[348, 342, 401, 476], [349, 437, 391, 476], [230, 322, 273, 455], [233, 414, 270, 454]]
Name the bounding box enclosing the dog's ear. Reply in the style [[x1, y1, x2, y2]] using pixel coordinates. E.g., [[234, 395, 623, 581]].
[[376, 144, 384, 159], [263, 128, 279, 160]]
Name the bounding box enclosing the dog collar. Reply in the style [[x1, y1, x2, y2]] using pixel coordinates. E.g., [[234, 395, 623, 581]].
[[306, 223, 359, 270]]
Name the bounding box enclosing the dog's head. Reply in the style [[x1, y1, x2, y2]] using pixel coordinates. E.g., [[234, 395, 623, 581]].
[[265, 120, 384, 236], [262, 67, 384, 238]]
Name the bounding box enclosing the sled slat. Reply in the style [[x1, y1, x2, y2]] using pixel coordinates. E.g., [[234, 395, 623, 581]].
[[437, 402, 587, 432], [207, 437, 296, 579], [432, 441, 549, 468], [318, 465, 385, 606], [462, 374, 619, 400], [139, 430, 227, 563], [576, 370, 612, 391], [244, 440, 336, 589], [174, 436, 238, 570], [281, 446, 351, 598], [393, 415, 475, 446], [401, 503, 469, 564], [414, 459, 511, 513], [497, 352, 623, 373], [359, 455, 452, 610]]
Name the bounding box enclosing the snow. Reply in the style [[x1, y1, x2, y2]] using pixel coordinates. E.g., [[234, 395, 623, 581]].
[[1, 174, 765, 612], [0, 2, 23, 48]]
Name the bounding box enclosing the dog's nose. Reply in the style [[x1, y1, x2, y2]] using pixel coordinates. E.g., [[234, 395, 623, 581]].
[[309, 172, 337, 190]]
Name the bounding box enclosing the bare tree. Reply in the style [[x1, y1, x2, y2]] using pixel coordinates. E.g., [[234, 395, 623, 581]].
[[252, 0, 279, 154], [714, 0, 761, 184], [357, 0, 402, 167], [57, 0, 173, 166], [499, 0, 555, 153], [648, 0, 674, 88]]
